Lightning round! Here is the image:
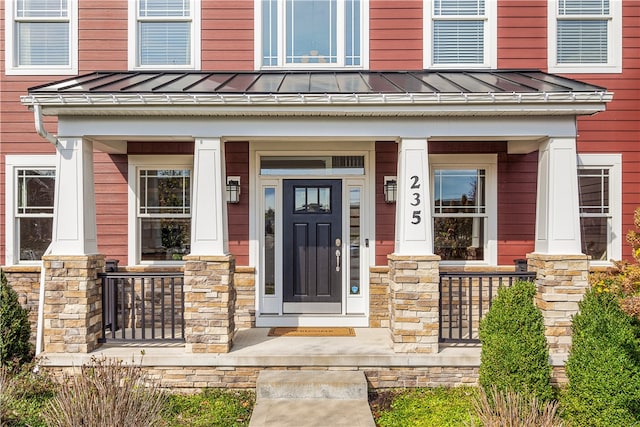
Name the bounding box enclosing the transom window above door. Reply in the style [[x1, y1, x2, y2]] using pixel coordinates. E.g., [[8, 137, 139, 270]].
[[258, 0, 366, 68]]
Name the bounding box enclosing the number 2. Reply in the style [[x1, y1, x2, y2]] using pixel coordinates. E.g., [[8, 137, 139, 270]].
[[410, 175, 420, 189]]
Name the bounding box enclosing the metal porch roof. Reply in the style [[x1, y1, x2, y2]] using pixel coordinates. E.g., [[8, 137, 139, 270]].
[[22, 70, 612, 117]]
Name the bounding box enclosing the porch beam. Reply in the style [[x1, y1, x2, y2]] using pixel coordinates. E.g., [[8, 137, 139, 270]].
[[190, 138, 229, 255], [50, 138, 98, 255], [534, 137, 582, 254], [394, 138, 434, 255]]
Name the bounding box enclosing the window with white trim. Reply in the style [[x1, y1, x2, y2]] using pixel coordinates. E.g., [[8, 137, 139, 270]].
[[257, 0, 366, 68], [577, 154, 621, 263], [5, 0, 78, 75], [548, 0, 622, 73], [5, 155, 56, 265], [129, 0, 200, 69], [424, 0, 496, 69], [430, 155, 497, 264], [129, 156, 193, 264]]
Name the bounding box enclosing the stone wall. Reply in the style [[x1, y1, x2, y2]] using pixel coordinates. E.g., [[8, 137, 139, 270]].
[[183, 255, 235, 353], [528, 253, 589, 356], [41, 255, 105, 353], [47, 365, 480, 391], [388, 254, 441, 353], [234, 267, 256, 328], [369, 266, 390, 328]]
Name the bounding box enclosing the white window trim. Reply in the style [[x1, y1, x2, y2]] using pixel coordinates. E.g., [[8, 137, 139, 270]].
[[4, 0, 78, 75], [128, 155, 193, 265], [577, 153, 622, 264], [5, 155, 56, 265], [127, 0, 201, 70], [253, 0, 369, 70], [429, 154, 498, 266], [423, 0, 497, 69], [548, 0, 622, 73]]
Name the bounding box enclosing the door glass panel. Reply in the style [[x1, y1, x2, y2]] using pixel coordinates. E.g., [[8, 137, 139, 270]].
[[264, 188, 276, 295], [349, 188, 360, 295], [294, 186, 331, 213]]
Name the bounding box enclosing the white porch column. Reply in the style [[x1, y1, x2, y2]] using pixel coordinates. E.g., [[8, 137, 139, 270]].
[[50, 138, 97, 255], [394, 138, 434, 254], [535, 137, 582, 254], [190, 137, 229, 255]]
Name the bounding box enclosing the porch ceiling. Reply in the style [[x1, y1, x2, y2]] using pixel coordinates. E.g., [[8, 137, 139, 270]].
[[22, 70, 612, 117]]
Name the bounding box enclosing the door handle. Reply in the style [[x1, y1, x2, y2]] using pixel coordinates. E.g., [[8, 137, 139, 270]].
[[335, 249, 341, 272]]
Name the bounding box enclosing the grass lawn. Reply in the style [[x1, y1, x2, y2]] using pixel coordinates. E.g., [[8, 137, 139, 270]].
[[370, 386, 480, 427]]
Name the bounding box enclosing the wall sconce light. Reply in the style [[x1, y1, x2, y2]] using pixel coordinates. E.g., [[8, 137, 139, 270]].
[[226, 176, 241, 204], [384, 176, 397, 204]]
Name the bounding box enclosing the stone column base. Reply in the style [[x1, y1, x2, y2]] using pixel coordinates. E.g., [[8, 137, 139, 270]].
[[527, 253, 589, 357], [183, 255, 236, 353], [388, 254, 441, 353], [42, 254, 105, 353]]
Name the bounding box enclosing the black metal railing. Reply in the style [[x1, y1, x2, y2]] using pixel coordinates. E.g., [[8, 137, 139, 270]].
[[99, 272, 185, 343], [439, 271, 536, 344]]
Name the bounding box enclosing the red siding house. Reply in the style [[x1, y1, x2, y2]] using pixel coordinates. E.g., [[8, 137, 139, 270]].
[[1, 0, 638, 388]]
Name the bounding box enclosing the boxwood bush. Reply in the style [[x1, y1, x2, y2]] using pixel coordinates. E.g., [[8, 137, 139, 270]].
[[478, 280, 553, 402], [563, 289, 640, 426], [0, 270, 33, 367]]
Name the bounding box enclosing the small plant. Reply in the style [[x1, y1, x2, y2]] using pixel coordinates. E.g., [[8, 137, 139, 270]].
[[472, 386, 563, 427], [43, 356, 167, 427], [0, 362, 56, 427], [563, 289, 640, 426], [0, 270, 34, 368], [478, 280, 554, 402]]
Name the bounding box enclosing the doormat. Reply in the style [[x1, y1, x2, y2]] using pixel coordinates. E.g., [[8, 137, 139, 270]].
[[267, 327, 356, 337]]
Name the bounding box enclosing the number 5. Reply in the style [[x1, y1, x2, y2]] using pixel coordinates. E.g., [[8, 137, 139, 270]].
[[411, 211, 421, 224]]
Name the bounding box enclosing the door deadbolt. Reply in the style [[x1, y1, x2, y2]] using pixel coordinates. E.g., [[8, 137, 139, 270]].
[[335, 238, 341, 247]]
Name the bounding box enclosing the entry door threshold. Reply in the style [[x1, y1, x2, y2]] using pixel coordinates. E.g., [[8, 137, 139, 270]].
[[256, 314, 368, 328], [282, 302, 341, 314]]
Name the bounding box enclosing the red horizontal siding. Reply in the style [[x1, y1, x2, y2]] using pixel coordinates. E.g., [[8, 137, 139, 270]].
[[94, 153, 128, 264], [497, 0, 547, 69], [375, 141, 398, 265], [369, 1, 423, 70], [226, 142, 250, 266], [201, 2, 254, 71]]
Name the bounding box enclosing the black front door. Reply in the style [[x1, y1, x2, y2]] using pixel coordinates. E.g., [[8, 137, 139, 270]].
[[283, 179, 342, 313]]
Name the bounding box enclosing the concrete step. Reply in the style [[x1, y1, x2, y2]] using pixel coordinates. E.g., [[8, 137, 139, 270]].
[[256, 370, 368, 400], [250, 370, 375, 427]]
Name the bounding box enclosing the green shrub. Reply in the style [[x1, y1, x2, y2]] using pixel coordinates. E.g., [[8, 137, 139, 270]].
[[478, 280, 553, 401], [0, 270, 33, 367], [563, 289, 640, 426], [0, 362, 56, 427]]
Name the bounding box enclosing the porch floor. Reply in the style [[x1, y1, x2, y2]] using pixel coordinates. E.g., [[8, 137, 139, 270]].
[[40, 328, 481, 368]]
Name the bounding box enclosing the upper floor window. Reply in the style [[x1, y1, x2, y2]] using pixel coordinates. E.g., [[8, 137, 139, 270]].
[[257, 0, 367, 69], [424, 0, 497, 69], [548, 0, 622, 73], [5, 155, 56, 265], [129, 0, 201, 70], [577, 154, 622, 264], [4, 0, 78, 75]]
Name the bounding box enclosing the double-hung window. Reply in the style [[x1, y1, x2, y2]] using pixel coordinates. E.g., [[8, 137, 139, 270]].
[[548, 0, 621, 73], [424, 0, 496, 69], [258, 0, 366, 68], [577, 154, 621, 263], [5, 0, 78, 75], [129, 156, 192, 264], [431, 155, 497, 264], [5, 156, 56, 264], [129, 0, 200, 69]]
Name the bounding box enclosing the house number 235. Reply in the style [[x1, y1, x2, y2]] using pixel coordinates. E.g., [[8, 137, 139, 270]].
[[409, 175, 421, 224]]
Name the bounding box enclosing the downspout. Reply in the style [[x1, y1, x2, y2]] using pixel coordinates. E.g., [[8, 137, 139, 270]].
[[33, 104, 59, 146], [35, 244, 52, 358], [33, 103, 58, 363]]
